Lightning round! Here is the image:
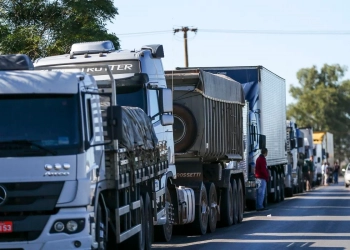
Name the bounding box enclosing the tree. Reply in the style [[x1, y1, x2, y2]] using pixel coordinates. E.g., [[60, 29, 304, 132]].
[[0, 0, 120, 59], [287, 64, 350, 162]]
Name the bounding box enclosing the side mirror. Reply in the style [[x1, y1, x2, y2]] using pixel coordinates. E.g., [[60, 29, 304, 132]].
[[291, 139, 296, 149], [106, 105, 123, 140], [161, 114, 174, 126], [342, 168, 346, 172], [259, 134, 266, 149], [297, 137, 304, 148], [159, 88, 173, 113]]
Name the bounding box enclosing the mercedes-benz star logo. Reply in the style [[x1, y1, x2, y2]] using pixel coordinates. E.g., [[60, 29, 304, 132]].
[[0, 186, 7, 206]]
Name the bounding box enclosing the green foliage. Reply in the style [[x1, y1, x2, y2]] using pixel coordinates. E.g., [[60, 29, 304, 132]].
[[287, 64, 350, 161], [0, 0, 120, 59]]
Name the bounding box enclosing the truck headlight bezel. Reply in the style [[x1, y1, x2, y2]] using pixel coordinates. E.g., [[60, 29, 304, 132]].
[[50, 218, 85, 234]]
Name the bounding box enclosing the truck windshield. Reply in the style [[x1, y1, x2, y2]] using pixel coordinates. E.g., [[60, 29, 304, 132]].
[[116, 85, 147, 111], [0, 94, 82, 157]]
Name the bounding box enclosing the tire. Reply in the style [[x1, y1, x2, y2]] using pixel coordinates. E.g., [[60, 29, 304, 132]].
[[345, 183, 349, 188], [127, 196, 145, 250], [154, 188, 173, 242], [269, 170, 277, 202], [204, 182, 217, 233], [220, 183, 233, 227], [279, 174, 285, 201], [192, 184, 208, 235], [95, 204, 107, 250], [237, 179, 244, 223], [144, 193, 153, 250], [276, 173, 281, 202], [231, 179, 238, 225], [173, 103, 197, 153]]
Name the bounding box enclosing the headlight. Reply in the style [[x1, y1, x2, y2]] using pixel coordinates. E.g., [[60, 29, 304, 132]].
[[50, 219, 85, 234], [246, 180, 256, 188], [66, 220, 78, 232], [53, 222, 65, 232]]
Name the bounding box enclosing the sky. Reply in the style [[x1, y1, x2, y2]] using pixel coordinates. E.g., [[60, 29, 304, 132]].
[[107, 0, 350, 105]]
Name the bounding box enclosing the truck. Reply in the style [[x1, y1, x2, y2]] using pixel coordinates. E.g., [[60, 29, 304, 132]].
[[177, 66, 287, 209], [0, 45, 173, 249], [285, 120, 305, 196], [313, 131, 334, 183], [299, 127, 317, 186], [164, 69, 246, 234], [33, 41, 248, 245]]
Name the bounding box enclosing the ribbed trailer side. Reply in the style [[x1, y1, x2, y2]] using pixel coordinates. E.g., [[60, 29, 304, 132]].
[[260, 68, 287, 166], [167, 70, 245, 162]]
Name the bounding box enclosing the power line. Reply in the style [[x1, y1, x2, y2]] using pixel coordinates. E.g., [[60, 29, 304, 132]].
[[200, 29, 350, 35], [117, 29, 350, 37], [117, 30, 171, 36]]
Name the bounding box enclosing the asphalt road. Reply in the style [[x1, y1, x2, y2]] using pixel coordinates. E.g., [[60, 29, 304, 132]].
[[153, 177, 350, 250]]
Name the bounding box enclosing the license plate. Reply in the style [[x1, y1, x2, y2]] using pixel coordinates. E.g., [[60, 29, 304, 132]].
[[0, 221, 13, 233]]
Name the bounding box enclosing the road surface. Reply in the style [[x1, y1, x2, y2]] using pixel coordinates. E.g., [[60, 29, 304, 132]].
[[153, 177, 350, 249]]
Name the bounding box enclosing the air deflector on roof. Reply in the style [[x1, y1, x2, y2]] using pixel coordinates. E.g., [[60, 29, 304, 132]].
[[0, 54, 34, 70]]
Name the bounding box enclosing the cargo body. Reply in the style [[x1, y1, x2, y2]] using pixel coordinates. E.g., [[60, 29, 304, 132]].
[[177, 66, 287, 209]]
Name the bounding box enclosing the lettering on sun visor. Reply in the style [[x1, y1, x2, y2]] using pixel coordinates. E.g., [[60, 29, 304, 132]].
[[37, 60, 141, 76]]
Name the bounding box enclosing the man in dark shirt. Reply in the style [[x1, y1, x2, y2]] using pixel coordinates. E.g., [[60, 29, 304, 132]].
[[333, 161, 340, 184], [255, 148, 269, 211]]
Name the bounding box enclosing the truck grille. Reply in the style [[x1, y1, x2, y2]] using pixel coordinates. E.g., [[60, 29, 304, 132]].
[[0, 182, 64, 242]]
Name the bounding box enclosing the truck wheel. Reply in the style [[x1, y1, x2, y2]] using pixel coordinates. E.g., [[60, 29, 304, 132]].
[[205, 182, 217, 233], [173, 103, 197, 153], [237, 179, 244, 223], [144, 193, 153, 250], [231, 179, 238, 225], [95, 205, 107, 250], [192, 184, 208, 235], [127, 195, 145, 250], [279, 174, 285, 201], [220, 184, 233, 226], [276, 174, 281, 202], [345, 183, 349, 188], [154, 188, 173, 242]]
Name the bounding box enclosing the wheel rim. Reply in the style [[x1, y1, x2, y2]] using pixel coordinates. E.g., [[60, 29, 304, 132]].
[[201, 191, 209, 227]]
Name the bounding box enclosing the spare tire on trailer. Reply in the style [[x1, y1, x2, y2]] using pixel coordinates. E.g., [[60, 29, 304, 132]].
[[173, 103, 197, 153]]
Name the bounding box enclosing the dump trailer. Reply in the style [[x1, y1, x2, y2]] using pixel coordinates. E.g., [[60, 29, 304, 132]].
[[164, 69, 246, 235], [177, 66, 287, 209], [33, 41, 176, 249]]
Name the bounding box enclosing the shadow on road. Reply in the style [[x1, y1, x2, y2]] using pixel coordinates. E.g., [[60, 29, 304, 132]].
[[153, 178, 350, 250]]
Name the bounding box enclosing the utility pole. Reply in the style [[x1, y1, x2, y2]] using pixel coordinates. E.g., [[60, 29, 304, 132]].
[[173, 27, 198, 67]]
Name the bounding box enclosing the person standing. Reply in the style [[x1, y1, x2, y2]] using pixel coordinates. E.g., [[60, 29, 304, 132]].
[[255, 148, 269, 211], [333, 161, 340, 184], [324, 162, 330, 186]]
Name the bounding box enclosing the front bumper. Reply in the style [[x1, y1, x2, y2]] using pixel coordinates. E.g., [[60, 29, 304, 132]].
[[0, 207, 92, 250]]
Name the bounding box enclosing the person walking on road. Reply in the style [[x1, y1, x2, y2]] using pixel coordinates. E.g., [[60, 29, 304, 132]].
[[255, 148, 269, 211], [333, 161, 340, 184]]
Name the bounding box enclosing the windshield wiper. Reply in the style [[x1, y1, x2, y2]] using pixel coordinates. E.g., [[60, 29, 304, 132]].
[[0, 140, 57, 155]]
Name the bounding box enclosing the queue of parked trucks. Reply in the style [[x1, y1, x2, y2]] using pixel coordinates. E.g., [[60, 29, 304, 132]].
[[0, 41, 334, 249]]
